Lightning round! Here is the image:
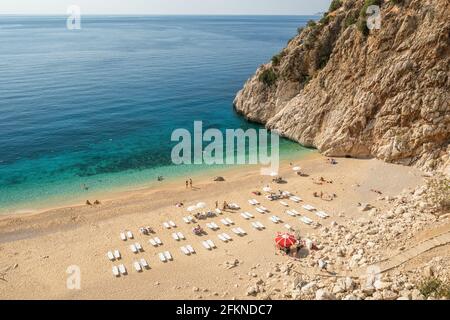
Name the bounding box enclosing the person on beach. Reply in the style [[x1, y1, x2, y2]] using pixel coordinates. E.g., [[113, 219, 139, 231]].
[[215, 201, 218, 209], [223, 201, 228, 210], [189, 178, 193, 188], [185, 180, 188, 188]]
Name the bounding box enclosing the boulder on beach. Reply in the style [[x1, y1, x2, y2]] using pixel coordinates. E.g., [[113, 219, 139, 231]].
[[214, 176, 225, 182]]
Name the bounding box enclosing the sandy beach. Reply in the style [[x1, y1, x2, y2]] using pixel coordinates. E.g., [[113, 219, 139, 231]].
[[3, 153, 447, 300]]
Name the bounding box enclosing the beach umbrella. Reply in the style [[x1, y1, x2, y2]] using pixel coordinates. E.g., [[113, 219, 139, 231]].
[[196, 202, 206, 209], [263, 186, 272, 192], [275, 233, 297, 248], [292, 166, 301, 172], [187, 205, 197, 212]]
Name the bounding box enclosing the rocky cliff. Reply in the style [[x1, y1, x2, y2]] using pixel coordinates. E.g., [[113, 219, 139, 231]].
[[234, 0, 449, 170]]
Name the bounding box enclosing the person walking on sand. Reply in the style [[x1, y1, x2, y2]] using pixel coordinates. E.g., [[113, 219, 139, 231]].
[[215, 201, 218, 209], [189, 178, 193, 188], [185, 180, 188, 189]]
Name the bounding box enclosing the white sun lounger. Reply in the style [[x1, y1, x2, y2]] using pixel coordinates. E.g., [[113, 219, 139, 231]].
[[172, 233, 180, 241], [229, 203, 240, 209], [223, 233, 232, 241], [112, 266, 120, 277], [248, 199, 257, 205], [225, 218, 234, 224], [130, 244, 138, 254], [134, 261, 142, 272], [251, 222, 261, 230], [120, 232, 127, 241], [287, 210, 296, 217], [303, 204, 316, 211], [202, 241, 211, 250], [149, 238, 157, 247], [164, 251, 172, 261], [280, 201, 289, 207], [206, 239, 216, 248], [181, 246, 190, 255], [315, 211, 330, 218], [107, 251, 115, 261], [169, 221, 176, 227], [135, 243, 142, 251], [163, 222, 171, 229], [206, 223, 214, 230], [140, 258, 149, 269], [177, 232, 185, 240], [291, 209, 299, 215], [188, 216, 194, 222], [183, 217, 190, 224], [241, 213, 250, 220], [118, 264, 127, 275], [211, 222, 219, 230], [270, 216, 279, 223], [237, 227, 246, 235], [289, 196, 300, 203], [220, 219, 230, 226], [260, 206, 269, 212], [300, 216, 314, 225], [256, 222, 265, 229], [218, 234, 227, 242], [255, 207, 265, 214], [231, 228, 241, 235], [114, 250, 121, 259], [284, 224, 292, 230], [186, 245, 195, 254], [245, 212, 254, 218], [154, 237, 162, 245], [126, 231, 134, 239], [159, 252, 167, 262], [215, 208, 222, 214]]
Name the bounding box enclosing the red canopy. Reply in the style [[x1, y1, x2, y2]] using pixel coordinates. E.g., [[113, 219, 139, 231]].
[[275, 233, 297, 248]]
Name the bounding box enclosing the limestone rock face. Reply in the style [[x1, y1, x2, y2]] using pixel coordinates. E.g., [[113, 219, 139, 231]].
[[234, 0, 449, 170]]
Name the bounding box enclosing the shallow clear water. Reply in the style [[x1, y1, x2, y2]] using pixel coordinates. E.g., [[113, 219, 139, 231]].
[[0, 15, 316, 213]]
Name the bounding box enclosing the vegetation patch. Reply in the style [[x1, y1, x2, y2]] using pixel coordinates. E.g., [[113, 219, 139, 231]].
[[259, 68, 278, 86], [329, 0, 343, 12], [419, 277, 450, 299]]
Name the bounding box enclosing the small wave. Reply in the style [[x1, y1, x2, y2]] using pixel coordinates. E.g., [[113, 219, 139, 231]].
[[0, 24, 24, 29]]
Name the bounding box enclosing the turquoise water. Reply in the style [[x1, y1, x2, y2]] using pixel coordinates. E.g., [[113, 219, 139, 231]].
[[0, 15, 316, 213]]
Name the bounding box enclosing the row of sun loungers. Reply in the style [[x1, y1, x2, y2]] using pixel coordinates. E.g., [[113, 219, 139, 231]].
[[217, 233, 232, 242], [133, 258, 150, 272], [300, 216, 314, 225], [286, 209, 300, 217], [202, 240, 217, 250], [232, 227, 247, 236], [183, 216, 195, 224], [120, 230, 134, 241], [112, 264, 127, 277], [130, 242, 143, 253], [270, 216, 282, 224], [180, 245, 196, 255], [148, 237, 163, 247], [107, 250, 121, 261], [290, 196, 302, 203], [172, 232, 185, 241], [230, 203, 240, 209], [251, 221, 265, 230], [220, 218, 234, 226], [206, 222, 220, 230], [240, 212, 254, 220], [162, 221, 177, 229], [248, 199, 260, 205], [159, 251, 173, 262]]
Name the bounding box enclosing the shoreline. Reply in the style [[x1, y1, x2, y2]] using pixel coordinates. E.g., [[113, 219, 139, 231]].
[[0, 151, 318, 224]]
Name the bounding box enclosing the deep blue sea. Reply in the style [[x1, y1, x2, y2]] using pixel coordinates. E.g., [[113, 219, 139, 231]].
[[0, 15, 316, 213]]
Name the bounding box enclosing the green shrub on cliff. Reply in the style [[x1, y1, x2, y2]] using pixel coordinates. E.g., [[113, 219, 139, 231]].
[[259, 68, 278, 86], [329, 0, 343, 12]]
